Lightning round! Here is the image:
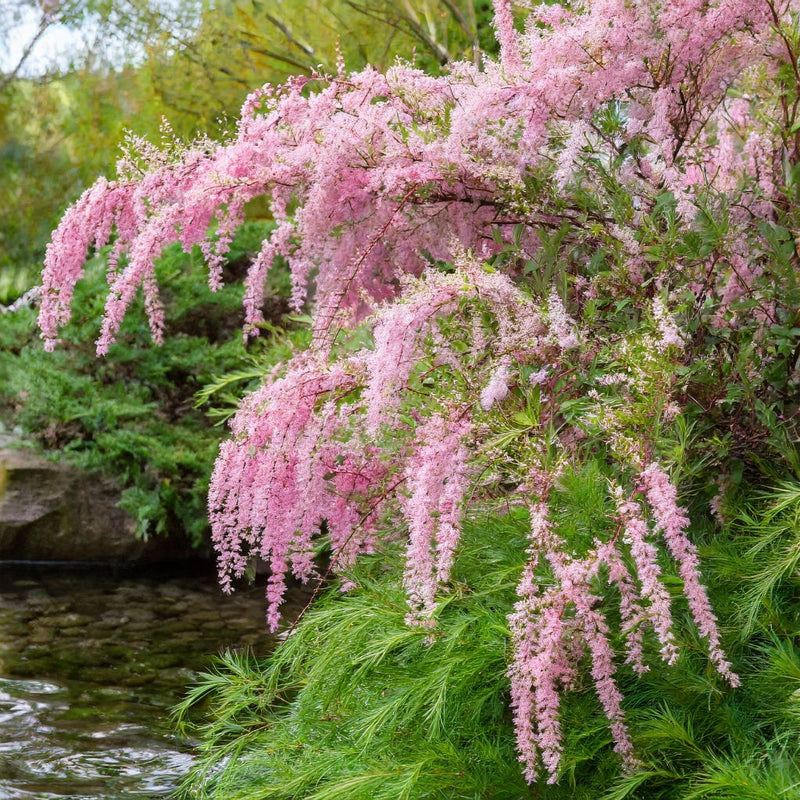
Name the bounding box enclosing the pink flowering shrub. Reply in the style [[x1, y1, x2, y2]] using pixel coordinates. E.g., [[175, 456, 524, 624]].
[[39, 0, 800, 784]]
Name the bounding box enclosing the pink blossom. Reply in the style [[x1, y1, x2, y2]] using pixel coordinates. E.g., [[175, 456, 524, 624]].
[[39, 0, 777, 355], [616, 492, 678, 664], [34, 0, 776, 782], [401, 414, 472, 619], [530, 367, 549, 386], [509, 502, 640, 783], [480, 362, 512, 411], [652, 298, 685, 352], [641, 463, 739, 686], [492, 0, 523, 73], [546, 290, 579, 351]]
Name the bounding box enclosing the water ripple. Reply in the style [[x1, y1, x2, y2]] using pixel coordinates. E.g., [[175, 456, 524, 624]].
[[0, 562, 296, 799]]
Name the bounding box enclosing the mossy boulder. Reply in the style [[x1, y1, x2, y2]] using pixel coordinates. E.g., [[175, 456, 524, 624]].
[[0, 435, 194, 563]]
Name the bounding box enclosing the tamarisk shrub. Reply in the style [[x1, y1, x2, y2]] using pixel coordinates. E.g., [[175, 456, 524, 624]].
[[39, 0, 800, 784]]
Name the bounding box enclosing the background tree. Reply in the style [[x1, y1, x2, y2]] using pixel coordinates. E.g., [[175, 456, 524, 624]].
[[143, 0, 498, 134], [0, 0, 498, 305]]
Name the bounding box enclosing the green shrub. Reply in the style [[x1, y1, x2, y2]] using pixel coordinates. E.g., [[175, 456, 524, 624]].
[[0, 222, 305, 545]]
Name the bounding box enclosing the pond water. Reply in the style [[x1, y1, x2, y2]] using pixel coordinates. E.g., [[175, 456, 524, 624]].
[[0, 561, 300, 799]]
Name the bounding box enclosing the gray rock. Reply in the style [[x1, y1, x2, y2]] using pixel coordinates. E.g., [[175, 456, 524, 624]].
[[0, 435, 195, 563]]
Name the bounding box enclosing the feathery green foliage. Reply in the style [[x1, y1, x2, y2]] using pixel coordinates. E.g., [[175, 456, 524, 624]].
[[732, 481, 800, 639], [176, 472, 800, 798]]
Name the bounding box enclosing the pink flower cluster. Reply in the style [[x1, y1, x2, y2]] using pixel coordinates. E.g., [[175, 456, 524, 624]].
[[401, 413, 472, 619], [480, 361, 512, 411], [508, 502, 636, 784], [509, 467, 738, 783], [38, 0, 783, 355], [208, 353, 385, 630], [206, 258, 557, 629], [640, 463, 740, 685]]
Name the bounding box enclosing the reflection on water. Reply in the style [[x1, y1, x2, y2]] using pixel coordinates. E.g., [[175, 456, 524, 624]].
[[0, 562, 292, 799]]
